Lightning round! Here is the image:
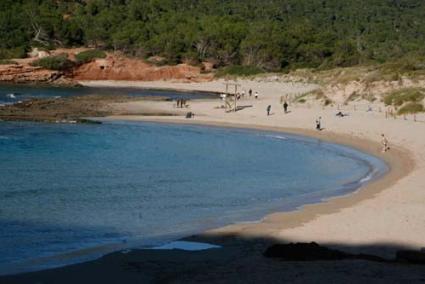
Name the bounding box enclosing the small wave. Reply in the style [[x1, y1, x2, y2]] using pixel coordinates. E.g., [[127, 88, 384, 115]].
[[358, 170, 376, 184], [5, 93, 17, 99], [265, 134, 288, 140]]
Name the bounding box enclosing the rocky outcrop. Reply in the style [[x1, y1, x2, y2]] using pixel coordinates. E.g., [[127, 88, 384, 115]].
[[27, 47, 51, 59], [0, 63, 75, 85], [1, 50, 213, 85]]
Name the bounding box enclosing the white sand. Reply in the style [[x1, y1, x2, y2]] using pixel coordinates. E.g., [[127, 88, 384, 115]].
[[82, 79, 425, 258]]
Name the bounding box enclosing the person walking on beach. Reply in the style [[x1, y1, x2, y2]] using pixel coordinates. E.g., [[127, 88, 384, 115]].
[[315, 117, 322, 131], [283, 101, 288, 113], [249, 89, 252, 97], [267, 105, 271, 116], [381, 134, 389, 152], [254, 91, 259, 99]]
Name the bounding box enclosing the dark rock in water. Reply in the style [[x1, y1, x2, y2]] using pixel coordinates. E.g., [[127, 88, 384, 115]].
[[264, 242, 350, 261], [78, 119, 102, 124], [396, 250, 425, 264]]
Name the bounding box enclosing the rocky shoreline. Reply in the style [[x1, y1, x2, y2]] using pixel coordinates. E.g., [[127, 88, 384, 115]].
[[0, 95, 172, 123], [0, 63, 77, 86]]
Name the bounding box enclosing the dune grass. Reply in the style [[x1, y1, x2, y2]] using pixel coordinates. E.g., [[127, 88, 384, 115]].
[[384, 88, 425, 106], [397, 102, 424, 115]]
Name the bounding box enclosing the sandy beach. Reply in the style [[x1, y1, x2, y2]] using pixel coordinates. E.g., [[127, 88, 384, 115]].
[[2, 79, 425, 283], [89, 79, 423, 254]]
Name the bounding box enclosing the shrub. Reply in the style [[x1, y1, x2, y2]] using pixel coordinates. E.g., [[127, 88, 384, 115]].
[[31, 54, 75, 71], [75, 50, 106, 64], [215, 65, 264, 77], [397, 102, 424, 115], [0, 46, 27, 60], [324, 98, 332, 106], [0, 59, 17, 65]]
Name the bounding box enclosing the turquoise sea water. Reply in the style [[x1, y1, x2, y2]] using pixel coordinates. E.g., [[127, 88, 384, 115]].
[[0, 120, 388, 274]]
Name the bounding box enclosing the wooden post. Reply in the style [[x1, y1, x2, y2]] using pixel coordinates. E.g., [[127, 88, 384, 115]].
[[234, 84, 237, 112], [224, 82, 241, 112]]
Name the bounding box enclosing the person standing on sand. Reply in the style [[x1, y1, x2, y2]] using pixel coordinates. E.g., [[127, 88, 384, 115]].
[[254, 91, 259, 99], [249, 89, 252, 97], [381, 134, 389, 152], [316, 117, 322, 130], [283, 101, 288, 113], [267, 105, 271, 116]]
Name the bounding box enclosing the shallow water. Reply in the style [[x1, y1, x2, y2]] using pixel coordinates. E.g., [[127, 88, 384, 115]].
[[0, 84, 215, 105], [0, 121, 388, 274]]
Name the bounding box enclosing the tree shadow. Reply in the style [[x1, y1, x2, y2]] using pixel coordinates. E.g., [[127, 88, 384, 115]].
[[235, 105, 253, 112], [2, 231, 425, 284]]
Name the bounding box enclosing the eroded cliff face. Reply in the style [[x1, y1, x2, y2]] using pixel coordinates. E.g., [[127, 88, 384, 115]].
[[72, 55, 212, 82], [0, 50, 213, 85], [0, 63, 69, 84]]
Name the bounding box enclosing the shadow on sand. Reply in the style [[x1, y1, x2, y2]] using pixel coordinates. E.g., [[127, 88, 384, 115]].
[[2, 232, 425, 284]]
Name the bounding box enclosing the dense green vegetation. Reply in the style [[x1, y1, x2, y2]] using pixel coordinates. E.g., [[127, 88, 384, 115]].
[[215, 65, 264, 77], [75, 49, 107, 64], [2, 0, 425, 71], [31, 54, 75, 70]]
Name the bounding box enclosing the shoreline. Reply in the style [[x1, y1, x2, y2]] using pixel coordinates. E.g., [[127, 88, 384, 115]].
[[2, 80, 424, 282], [0, 119, 400, 277], [105, 117, 413, 249]]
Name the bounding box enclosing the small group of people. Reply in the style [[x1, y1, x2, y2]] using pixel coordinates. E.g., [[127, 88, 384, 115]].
[[266, 101, 290, 116], [176, 99, 188, 108], [381, 134, 390, 152], [336, 111, 347, 117], [232, 89, 259, 100], [315, 117, 322, 130]]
